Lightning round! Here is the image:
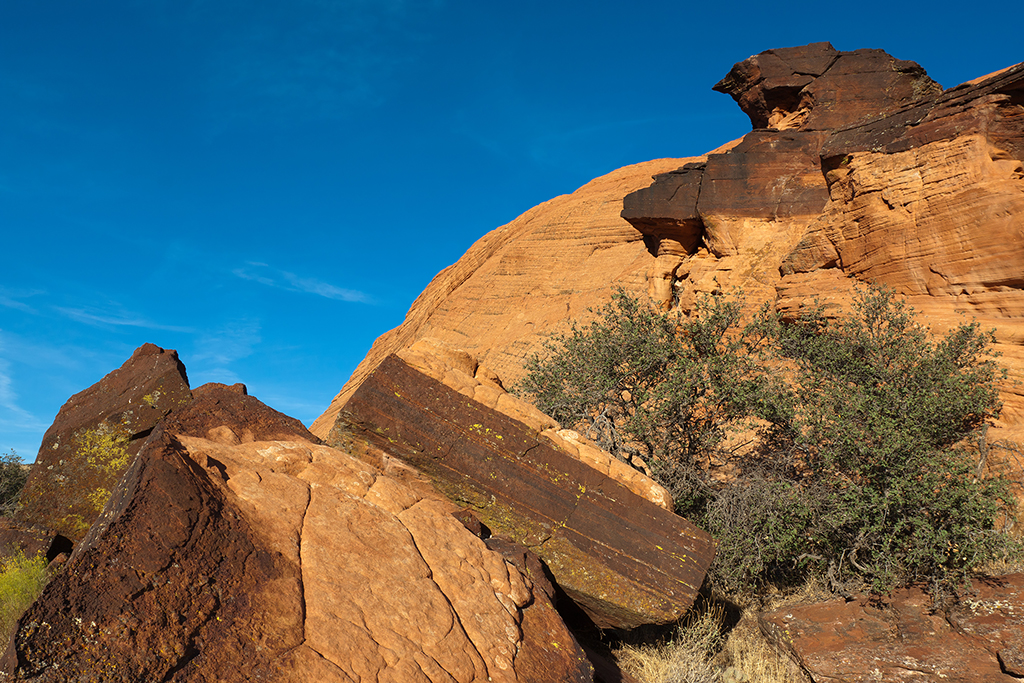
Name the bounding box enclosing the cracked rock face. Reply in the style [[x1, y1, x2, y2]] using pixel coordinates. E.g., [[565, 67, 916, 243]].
[[759, 574, 1024, 682], [711, 41, 941, 132], [4, 389, 592, 682]]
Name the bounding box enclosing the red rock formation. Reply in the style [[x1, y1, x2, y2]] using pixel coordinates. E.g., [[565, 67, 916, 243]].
[[760, 574, 1024, 682], [16, 343, 191, 540], [712, 42, 941, 132], [332, 354, 716, 630], [4, 386, 594, 682], [312, 47, 1024, 509]]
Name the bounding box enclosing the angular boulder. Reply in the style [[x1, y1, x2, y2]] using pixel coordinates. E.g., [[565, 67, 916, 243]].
[[712, 42, 941, 131], [760, 574, 1024, 682], [4, 388, 593, 682], [330, 354, 716, 630], [16, 343, 191, 540]]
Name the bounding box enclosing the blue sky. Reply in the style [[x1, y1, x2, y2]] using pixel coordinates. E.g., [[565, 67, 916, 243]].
[[2, 1, 1022, 461]]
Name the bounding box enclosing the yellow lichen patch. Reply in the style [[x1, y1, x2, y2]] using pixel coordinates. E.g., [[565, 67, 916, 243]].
[[75, 422, 132, 514]]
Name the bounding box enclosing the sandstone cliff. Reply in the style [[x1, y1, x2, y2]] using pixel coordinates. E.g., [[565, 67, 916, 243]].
[[312, 43, 1024, 482]]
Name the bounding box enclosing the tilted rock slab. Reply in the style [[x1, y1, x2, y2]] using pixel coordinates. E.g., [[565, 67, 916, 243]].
[[17, 343, 192, 540], [396, 337, 674, 511], [330, 354, 716, 630], [3, 385, 592, 682], [760, 574, 1024, 682]]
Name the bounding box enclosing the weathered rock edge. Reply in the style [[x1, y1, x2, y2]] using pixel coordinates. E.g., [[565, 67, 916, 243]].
[[760, 574, 1024, 682]]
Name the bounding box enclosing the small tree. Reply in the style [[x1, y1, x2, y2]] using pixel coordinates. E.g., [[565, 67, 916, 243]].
[[769, 286, 1012, 592], [0, 450, 29, 516]]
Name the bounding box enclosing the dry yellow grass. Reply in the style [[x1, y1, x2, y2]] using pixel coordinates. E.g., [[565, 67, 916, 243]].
[[614, 604, 723, 683], [714, 613, 808, 683], [613, 586, 824, 683]]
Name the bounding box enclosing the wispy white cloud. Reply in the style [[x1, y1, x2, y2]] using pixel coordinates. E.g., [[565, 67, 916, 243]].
[[233, 262, 370, 303], [0, 287, 44, 314], [54, 306, 195, 333], [190, 319, 261, 368], [0, 357, 48, 435], [188, 319, 261, 388], [282, 272, 368, 303]]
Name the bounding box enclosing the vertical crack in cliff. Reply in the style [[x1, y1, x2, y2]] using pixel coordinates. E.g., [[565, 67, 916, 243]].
[[297, 481, 313, 646], [397, 502, 488, 673], [689, 165, 709, 257]]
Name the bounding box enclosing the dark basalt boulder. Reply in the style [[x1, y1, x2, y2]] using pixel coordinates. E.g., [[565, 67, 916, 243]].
[[16, 343, 191, 541], [161, 381, 322, 445], [712, 41, 940, 132], [3, 428, 298, 682]]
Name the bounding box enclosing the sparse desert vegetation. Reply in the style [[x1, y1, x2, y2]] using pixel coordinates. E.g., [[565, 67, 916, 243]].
[[0, 552, 49, 648], [519, 284, 1022, 682], [0, 449, 29, 516]]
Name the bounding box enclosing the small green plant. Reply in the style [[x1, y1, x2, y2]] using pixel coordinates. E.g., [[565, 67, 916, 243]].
[[0, 551, 49, 645], [0, 450, 30, 516]]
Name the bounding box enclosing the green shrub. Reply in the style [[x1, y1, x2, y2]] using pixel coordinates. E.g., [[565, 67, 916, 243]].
[[764, 286, 1014, 593], [517, 290, 789, 473], [0, 450, 29, 516], [517, 285, 1018, 596], [0, 551, 48, 645]]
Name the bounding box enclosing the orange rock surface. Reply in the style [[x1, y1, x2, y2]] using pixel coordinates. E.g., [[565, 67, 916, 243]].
[[313, 49, 1024, 489], [8, 386, 593, 682]]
